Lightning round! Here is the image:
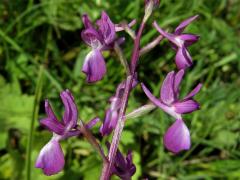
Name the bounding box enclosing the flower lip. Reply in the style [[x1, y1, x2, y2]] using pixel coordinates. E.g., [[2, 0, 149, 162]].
[[163, 119, 191, 154], [35, 137, 65, 176], [82, 49, 107, 83]]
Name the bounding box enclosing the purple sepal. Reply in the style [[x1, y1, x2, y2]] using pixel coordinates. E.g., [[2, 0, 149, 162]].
[[141, 83, 179, 119], [35, 138, 65, 176], [179, 34, 200, 46], [82, 14, 94, 29], [82, 49, 106, 83], [60, 90, 78, 127], [100, 109, 118, 136], [160, 71, 175, 105], [96, 11, 116, 45], [173, 69, 185, 97], [163, 119, 190, 154], [184, 83, 202, 100], [40, 100, 65, 135], [40, 118, 65, 135], [173, 100, 200, 114], [85, 117, 100, 129], [175, 15, 199, 35]]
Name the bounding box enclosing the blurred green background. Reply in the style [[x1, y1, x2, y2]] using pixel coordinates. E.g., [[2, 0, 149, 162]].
[[0, 0, 240, 179]]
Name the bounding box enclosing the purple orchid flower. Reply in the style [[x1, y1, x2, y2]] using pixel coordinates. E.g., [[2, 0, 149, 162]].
[[153, 15, 200, 69], [81, 11, 114, 83], [81, 12, 136, 83], [141, 70, 202, 153], [112, 150, 136, 179], [35, 90, 99, 175], [106, 143, 136, 179], [100, 77, 138, 136]]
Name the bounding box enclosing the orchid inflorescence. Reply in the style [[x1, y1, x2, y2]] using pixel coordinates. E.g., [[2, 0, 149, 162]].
[[35, 0, 202, 179]]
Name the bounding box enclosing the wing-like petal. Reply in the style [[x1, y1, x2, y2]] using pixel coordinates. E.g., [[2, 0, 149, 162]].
[[86, 117, 100, 129], [96, 11, 116, 45], [179, 34, 200, 46], [40, 118, 65, 135], [173, 99, 200, 114], [82, 14, 94, 29], [35, 138, 65, 176], [82, 49, 107, 83], [141, 83, 180, 119], [174, 69, 185, 98], [160, 71, 175, 105], [153, 21, 176, 44], [100, 109, 118, 136], [184, 83, 202, 100], [174, 15, 199, 35], [44, 100, 58, 122], [163, 119, 190, 153], [60, 90, 78, 127]]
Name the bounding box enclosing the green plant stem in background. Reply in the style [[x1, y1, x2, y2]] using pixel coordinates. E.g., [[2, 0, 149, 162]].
[[26, 66, 44, 180]]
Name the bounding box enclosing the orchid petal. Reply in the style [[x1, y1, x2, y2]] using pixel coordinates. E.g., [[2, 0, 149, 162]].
[[173, 100, 200, 114], [100, 109, 118, 136], [141, 83, 180, 119], [153, 21, 176, 44], [40, 118, 65, 135], [175, 15, 199, 35], [82, 49, 106, 83], [97, 11, 115, 45], [86, 117, 100, 129], [179, 34, 200, 46], [184, 83, 202, 100], [163, 119, 190, 153], [82, 14, 94, 29], [174, 69, 185, 98], [44, 100, 58, 122], [161, 71, 175, 105], [35, 138, 65, 176], [60, 90, 78, 127]]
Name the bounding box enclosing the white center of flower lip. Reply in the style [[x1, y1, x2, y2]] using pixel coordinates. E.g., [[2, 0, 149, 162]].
[[175, 36, 184, 47], [91, 39, 102, 49]]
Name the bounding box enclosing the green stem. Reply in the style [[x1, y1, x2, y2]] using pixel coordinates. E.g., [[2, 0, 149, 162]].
[[26, 65, 44, 180]]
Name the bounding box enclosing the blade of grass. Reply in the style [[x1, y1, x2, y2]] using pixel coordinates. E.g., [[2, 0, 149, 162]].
[[26, 65, 44, 180]]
